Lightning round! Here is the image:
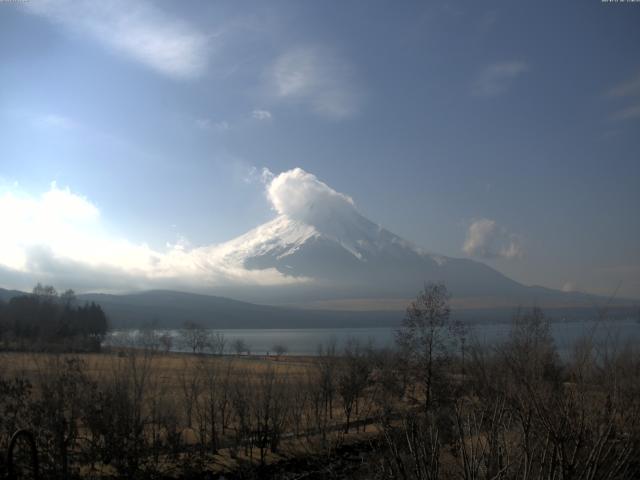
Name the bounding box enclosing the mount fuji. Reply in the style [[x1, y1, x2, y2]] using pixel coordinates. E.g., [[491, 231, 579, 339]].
[[213, 212, 522, 300], [195, 169, 599, 310]]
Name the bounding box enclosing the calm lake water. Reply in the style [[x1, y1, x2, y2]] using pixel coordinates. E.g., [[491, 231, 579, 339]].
[[106, 319, 640, 358]]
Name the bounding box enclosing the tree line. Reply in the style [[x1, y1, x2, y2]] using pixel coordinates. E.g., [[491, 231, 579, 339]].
[[0, 284, 108, 351], [116, 320, 288, 358]]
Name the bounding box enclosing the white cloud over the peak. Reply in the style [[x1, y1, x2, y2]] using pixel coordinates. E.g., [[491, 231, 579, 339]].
[[463, 218, 523, 260], [267, 47, 361, 118], [24, 0, 210, 79], [266, 168, 356, 225], [473, 61, 529, 97]]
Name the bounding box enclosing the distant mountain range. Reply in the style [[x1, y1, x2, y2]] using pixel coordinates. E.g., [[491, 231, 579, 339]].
[[1, 287, 636, 329], [0, 287, 398, 329]]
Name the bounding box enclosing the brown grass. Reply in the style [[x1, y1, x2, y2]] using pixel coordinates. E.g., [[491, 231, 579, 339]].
[[0, 350, 318, 391]]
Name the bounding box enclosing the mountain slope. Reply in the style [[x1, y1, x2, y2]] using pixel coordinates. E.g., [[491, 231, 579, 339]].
[[0, 288, 24, 303]]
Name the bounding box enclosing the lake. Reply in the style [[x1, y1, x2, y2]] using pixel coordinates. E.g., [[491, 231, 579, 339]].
[[106, 318, 640, 358]]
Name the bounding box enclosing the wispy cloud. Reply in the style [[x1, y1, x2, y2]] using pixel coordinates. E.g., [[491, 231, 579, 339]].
[[472, 61, 529, 97], [32, 113, 76, 130], [477, 10, 499, 33], [24, 0, 210, 79], [607, 71, 640, 122], [561, 281, 578, 293], [267, 47, 361, 119], [463, 218, 523, 260], [610, 104, 640, 121], [251, 109, 272, 121], [196, 118, 230, 132], [244, 166, 274, 185], [607, 71, 640, 98]]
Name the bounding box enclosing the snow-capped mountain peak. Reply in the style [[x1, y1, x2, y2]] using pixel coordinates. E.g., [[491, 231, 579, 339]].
[[182, 168, 528, 302]]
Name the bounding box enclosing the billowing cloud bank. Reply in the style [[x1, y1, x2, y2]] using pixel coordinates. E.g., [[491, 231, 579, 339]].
[[0, 179, 312, 293]]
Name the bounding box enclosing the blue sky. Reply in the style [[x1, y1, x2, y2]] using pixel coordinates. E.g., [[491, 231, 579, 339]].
[[0, 0, 639, 298]]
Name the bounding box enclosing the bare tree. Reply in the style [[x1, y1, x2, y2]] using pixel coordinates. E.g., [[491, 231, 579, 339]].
[[193, 356, 233, 454], [272, 343, 288, 358], [60, 289, 76, 308], [317, 338, 337, 422], [209, 331, 226, 355], [337, 338, 371, 433], [288, 377, 309, 438], [303, 368, 330, 446], [180, 321, 210, 354], [230, 372, 254, 457], [159, 332, 173, 353], [137, 323, 161, 352], [30, 355, 94, 478], [84, 349, 157, 477], [232, 338, 248, 356], [216, 358, 236, 436], [178, 357, 201, 429], [396, 282, 462, 413], [32, 283, 58, 300]]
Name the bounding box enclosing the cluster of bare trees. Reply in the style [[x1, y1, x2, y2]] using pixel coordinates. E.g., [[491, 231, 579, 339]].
[[375, 285, 640, 480], [109, 322, 231, 356], [0, 282, 638, 479], [180, 322, 227, 355]]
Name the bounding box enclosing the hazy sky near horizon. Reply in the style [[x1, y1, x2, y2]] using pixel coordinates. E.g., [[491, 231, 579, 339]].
[[0, 0, 639, 299]]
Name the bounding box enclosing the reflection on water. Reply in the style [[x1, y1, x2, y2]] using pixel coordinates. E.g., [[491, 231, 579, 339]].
[[105, 319, 640, 358]]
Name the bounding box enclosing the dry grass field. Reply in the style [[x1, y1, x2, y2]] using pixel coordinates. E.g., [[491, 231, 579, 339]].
[[0, 350, 317, 386], [0, 347, 386, 478], [0, 346, 421, 477]]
